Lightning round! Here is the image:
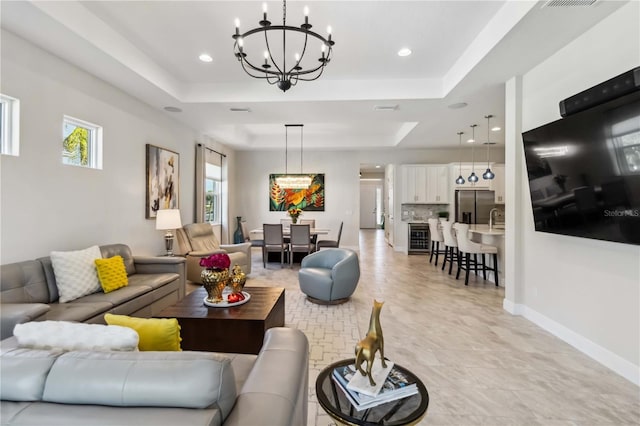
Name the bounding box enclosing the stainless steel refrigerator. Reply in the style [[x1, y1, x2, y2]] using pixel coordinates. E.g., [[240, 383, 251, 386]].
[[455, 190, 496, 224]]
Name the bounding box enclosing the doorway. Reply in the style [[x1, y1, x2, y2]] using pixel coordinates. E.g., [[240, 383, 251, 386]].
[[360, 182, 382, 229]]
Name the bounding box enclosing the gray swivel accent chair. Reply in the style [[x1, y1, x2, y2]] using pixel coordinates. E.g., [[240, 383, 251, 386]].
[[298, 248, 360, 305], [316, 221, 343, 250]]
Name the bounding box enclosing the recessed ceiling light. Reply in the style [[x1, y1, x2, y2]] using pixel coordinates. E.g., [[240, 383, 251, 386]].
[[164, 106, 182, 113], [199, 53, 213, 63], [375, 165, 381, 168], [448, 102, 468, 109], [229, 107, 251, 112], [492, 126, 501, 131], [397, 48, 412, 57], [467, 139, 475, 143]]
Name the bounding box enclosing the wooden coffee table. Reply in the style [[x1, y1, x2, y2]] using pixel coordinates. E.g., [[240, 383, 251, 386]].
[[155, 286, 285, 354]]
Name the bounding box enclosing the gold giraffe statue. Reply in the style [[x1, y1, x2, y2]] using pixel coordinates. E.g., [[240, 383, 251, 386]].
[[354, 300, 387, 386]]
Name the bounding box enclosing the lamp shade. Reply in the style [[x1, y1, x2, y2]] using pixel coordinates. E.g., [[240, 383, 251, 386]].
[[156, 209, 182, 230]]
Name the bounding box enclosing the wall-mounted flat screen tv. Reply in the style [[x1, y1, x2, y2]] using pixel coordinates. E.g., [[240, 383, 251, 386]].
[[522, 89, 640, 246]]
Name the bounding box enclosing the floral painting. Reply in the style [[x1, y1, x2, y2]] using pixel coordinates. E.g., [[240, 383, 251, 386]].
[[269, 174, 325, 211], [146, 144, 179, 218]]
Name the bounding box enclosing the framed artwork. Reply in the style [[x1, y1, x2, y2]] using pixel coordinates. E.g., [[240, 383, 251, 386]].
[[146, 144, 179, 218], [269, 174, 325, 211]]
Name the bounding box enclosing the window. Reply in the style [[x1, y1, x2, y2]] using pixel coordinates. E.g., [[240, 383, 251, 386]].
[[205, 163, 222, 223], [0, 94, 20, 156], [62, 115, 102, 169]]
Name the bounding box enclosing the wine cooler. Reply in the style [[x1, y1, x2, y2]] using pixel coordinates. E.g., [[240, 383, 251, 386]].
[[408, 223, 430, 254]]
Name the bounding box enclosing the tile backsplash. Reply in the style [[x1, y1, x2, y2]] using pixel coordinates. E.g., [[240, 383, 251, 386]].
[[401, 204, 449, 221]]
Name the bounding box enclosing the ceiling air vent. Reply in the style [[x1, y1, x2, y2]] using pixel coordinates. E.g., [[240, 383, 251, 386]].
[[374, 105, 398, 111], [230, 107, 251, 112], [542, 0, 598, 7]]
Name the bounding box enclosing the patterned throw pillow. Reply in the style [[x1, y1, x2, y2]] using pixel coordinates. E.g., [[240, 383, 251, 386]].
[[50, 245, 102, 303], [104, 314, 182, 351], [95, 255, 129, 293]]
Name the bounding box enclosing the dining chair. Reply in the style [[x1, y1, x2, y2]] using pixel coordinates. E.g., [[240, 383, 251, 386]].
[[240, 221, 263, 248], [316, 221, 343, 250], [262, 224, 288, 268], [289, 224, 315, 266], [299, 219, 317, 244]]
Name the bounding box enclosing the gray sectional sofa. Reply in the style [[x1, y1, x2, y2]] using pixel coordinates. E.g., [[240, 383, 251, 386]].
[[0, 244, 186, 340], [0, 327, 309, 426]]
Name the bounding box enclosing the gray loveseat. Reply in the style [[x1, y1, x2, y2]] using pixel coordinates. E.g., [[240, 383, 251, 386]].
[[0, 244, 186, 340], [0, 327, 309, 426]]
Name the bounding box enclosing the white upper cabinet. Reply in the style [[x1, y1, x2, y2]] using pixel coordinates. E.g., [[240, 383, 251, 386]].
[[425, 165, 449, 203], [400, 165, 428, 203], [400, 165, 449, 204]]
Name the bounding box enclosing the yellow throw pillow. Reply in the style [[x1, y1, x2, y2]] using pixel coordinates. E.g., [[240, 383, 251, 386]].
[[104, 314, 181, 351], [94, 256, 128, 293]]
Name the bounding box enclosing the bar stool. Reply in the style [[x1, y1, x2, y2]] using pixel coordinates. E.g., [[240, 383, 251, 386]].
[[427, 218, 446, 266], [440, 220, 459, 275], [452, 223, 499, 287]]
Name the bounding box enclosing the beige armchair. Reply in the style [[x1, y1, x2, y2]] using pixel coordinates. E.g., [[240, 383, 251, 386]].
[[175, 223, 251, 284]]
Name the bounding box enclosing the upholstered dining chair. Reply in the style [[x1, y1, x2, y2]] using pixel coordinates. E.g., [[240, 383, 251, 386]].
[[262, 224, 288, 268], [316, 221, 343, 250], [289, 224, 315, 266], [299, 219, 317, 245]]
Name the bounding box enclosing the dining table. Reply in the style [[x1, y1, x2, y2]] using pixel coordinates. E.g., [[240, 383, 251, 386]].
[[249, 227, 331, 237]]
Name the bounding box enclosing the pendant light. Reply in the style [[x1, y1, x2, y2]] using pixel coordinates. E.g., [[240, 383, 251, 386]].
[[468, 124, 479, 183], [275, 124, 312, 189], [455, 131, 465, 184], [482, 114, 496, 180]]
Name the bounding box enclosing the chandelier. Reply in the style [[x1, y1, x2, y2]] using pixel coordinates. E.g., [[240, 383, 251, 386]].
[[276, 124, 313, 189], [232, 0, 335, 92]]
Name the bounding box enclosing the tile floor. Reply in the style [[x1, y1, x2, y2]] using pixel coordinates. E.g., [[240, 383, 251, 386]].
[[190, 229, 639, 425]]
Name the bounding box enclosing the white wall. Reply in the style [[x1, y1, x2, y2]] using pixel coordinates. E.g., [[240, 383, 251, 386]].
[[506, 2, 640, 384], [0, 31, 224, 262], [234, 150, 360, 249]]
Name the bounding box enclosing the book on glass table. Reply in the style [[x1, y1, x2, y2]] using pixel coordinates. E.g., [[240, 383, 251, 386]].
[[332, 361, 418, 411]]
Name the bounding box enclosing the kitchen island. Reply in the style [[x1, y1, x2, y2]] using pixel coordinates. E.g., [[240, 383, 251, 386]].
[[467, 224, 505, 286]]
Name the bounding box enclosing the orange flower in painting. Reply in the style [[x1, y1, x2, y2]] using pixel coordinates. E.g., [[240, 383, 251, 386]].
[[314, 194, 324, 208]]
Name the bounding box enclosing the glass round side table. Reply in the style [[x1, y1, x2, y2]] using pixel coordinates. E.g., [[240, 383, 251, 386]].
[[316, 358, 429, 426]]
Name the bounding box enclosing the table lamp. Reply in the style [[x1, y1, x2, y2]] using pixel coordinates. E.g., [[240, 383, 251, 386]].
[[156, 209, 182, 256]]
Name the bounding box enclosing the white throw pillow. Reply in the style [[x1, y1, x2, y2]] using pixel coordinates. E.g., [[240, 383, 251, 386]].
[[50, 245, 102, 303], [13, 321, 139, 352]]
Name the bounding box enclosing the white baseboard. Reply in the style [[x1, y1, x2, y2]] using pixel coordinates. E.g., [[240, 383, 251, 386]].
[[503, 299, 639, 386]]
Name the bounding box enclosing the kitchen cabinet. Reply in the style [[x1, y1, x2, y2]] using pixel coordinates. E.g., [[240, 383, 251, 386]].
[[491, 164, 505, 204], [453, 164, 491, 190], [401, 165, 449, 204], [425, 165, 449, 203], [400, 165, 428, 203]]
